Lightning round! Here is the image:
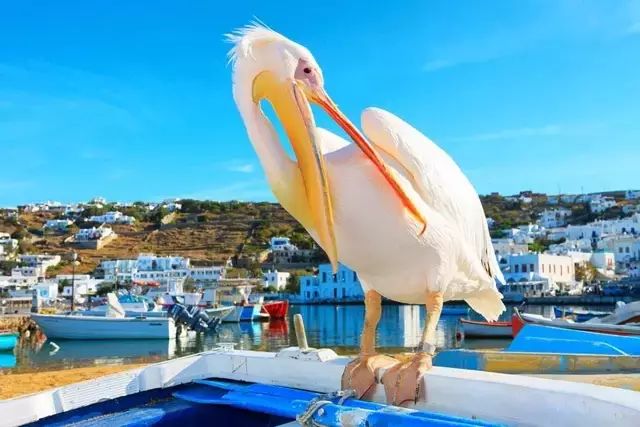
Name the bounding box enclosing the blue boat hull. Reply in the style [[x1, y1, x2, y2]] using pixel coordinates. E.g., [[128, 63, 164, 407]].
[[507, 324, 640, 356], [0, 333, 18, 352]]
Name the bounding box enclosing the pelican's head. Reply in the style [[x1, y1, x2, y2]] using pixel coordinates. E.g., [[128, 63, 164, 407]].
[[228, 24, 425, 272]]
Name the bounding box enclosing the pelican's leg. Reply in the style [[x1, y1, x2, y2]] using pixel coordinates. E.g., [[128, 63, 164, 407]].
[[382, 291, 443, 406], [341, 290, 398, 398]]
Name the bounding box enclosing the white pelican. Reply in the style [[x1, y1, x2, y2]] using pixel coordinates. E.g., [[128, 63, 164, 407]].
[[228, 24, 505, 406]]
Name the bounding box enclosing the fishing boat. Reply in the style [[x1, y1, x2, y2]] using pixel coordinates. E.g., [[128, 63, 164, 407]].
[[2, 346, 639, 426], [459, 318, 512, 338], [553, 307, 610, 322], [262, 300, 289, 319], [512, 308, 640, 336], [31, 313, 177, 340], [217, 285, 263, 322], [587, 300, 640, 325], [31, 294, 177, 340], [0, 331, 18, 351], [203, 305, 235, 322]]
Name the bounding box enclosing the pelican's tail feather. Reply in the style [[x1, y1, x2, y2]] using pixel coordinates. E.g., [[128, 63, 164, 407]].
[[465, 289, 506, 322]]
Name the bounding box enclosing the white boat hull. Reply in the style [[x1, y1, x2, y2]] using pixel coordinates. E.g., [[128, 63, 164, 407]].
[[2, 347, 639, 427], [31, 314, 176, 340], [460, 319, 512, 337]]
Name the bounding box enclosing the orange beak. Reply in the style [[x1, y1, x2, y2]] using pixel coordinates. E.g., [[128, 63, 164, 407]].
[[311, 89, 427, 234]]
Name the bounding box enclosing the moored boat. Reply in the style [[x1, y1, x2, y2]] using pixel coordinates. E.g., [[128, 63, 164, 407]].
[[512, 308, 640, 337], [0, 331, 18, 352], [222, 304, 262, 322], [507, 324, 640, 356], [203, 305, 235, 322], [553, 306, 610, 322], [262, 300, 289, 319], [459, 318, 512, 338], [2, 346, 640, 426], [434, 347, 640, 375], [31, 314, 177, 340]]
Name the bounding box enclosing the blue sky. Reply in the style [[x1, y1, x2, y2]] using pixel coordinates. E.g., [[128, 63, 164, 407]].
[[1, 1, 639, 206]]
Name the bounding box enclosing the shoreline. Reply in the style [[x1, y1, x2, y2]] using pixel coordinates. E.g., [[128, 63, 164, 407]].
[[0, 363, 147, 400]]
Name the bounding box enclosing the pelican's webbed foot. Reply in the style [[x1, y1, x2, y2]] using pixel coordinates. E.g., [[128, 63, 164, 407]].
[[341, 354, 399, 399], [381, 351, 432, 406]]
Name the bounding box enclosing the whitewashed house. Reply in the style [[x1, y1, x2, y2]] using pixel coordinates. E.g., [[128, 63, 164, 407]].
[[44, 219, 73, 231], [538, 209, 572, 228], [590, 196, 617, 213], [263, 269, 290, 291], [299, 263, 364, 302], [590, 251, 616, 277], [269, 237, 298, 252], [597, 235, 640, 271], [625, 190, 640, 200], [189, 266, 225, 282], [622, 204, 639, 215], [75, 226, 114, 241], [88, 211, 135, 225]]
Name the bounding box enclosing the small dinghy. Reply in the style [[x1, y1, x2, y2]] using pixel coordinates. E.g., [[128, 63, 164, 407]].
[[513, 308, 640, 337], [553, 307, 610, 322], [0, 331, 18, 352], [459, 319, 512, 338]]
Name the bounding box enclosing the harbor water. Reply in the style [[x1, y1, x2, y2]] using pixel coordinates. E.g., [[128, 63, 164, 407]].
[[2, 304, 612, 373]]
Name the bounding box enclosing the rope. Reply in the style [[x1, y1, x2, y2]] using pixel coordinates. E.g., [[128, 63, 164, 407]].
[[295, 389, 356, 427]]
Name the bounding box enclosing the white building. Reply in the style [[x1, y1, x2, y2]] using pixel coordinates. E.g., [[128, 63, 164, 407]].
[[622, 204, 639, 215], [44, 219, 73, 231], [625, 190, 640, 200], [62, 279, 102, 297], [75, 226, 114, 241], [100, 254, 190, 284], [504, 253, 576, 288], [263, 269, 290, 291], [189, 266, 225, 282], [269, 237, 298, 252], [33, 282, 59, 301], [590, 251, 616, 277], [20, 254, 61, 270], [590, 196, 617, 213], [597, 235, 640, 271], [88, 211, 135, 225], [538, 209, 572, 228], [299, 263, 364, 301]]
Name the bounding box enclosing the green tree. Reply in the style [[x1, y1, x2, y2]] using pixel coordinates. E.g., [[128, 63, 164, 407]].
[[284, 273, 300, 294]]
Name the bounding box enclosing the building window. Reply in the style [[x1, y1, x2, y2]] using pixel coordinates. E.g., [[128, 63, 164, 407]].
[[353, 271, 357, 281], [333, 288, 337, 298], [522, 264, 527, 273], [626, 247, 630, 253], [322, 272, 327, 282], [333, 274, 337, 283], [619, 248, 624, 253], [553, 265, 556, 274], [530, 264, 534, 272], [342, 288, 346, 298], [515, 265, 520, 273], [542, 264, 545, 273]]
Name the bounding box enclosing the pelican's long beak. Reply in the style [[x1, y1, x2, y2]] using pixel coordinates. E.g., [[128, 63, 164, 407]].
[[310, 88, 427, 234], [253, 71, 339, 272]]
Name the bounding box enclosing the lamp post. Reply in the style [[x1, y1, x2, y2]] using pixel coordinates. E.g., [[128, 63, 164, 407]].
[[70, 251, 78, 312], [115, 265, 119, 293]]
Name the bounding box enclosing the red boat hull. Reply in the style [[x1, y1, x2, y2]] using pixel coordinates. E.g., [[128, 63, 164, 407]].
[[262, 300, 289, 319]]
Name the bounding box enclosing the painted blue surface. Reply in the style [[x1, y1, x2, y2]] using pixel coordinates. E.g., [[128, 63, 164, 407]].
[[29, 379, 502, 426], [434, 350, 484, 371], [0, 333, 18, 352], [240, 305, 261, 321], [507, 324, 640, 356], [441, 307, 470, 316]]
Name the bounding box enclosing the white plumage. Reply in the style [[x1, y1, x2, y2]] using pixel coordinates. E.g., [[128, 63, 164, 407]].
[[316, 109, 505, 321]]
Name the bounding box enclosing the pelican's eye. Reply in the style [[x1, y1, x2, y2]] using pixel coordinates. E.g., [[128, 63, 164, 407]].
[[303, 67, 312, 74]]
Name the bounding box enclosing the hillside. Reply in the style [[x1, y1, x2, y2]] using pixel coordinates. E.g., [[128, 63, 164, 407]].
[[1, 192, 636, 275]]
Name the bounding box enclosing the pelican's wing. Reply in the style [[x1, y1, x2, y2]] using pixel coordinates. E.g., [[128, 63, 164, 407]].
[[360, 108, 504, 284]]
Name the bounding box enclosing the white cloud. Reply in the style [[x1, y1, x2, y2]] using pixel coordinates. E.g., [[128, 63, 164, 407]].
[[451, 125, 563, 142], [226, 162, 254, 173]]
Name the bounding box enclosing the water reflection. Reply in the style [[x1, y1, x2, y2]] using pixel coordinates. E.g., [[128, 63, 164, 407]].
[[3, 304, 613, 374]]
